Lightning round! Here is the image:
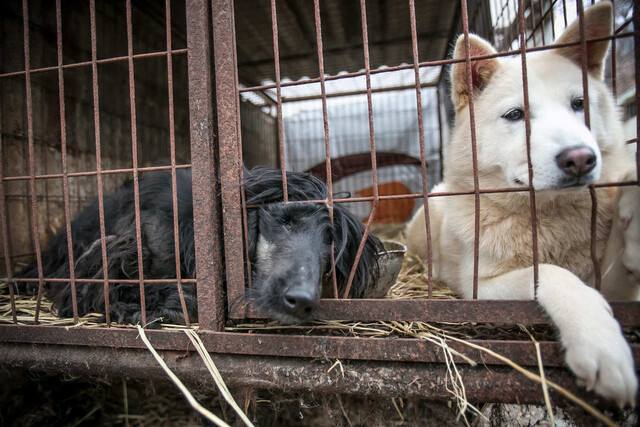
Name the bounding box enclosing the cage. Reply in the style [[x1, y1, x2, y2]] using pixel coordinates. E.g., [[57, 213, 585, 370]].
[[1, 0, 639, 418]]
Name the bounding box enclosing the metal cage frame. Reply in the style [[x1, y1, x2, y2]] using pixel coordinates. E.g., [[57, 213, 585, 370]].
[[1, 0, 639, 407]]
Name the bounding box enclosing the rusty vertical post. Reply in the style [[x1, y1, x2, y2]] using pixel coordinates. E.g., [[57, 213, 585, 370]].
[[460, 0, 482, 299], [211, 0, 247, 318], [436, 87, 444, 182], [0, 104, 16, 323], [186, 0, 226, 331], [166, 0, 191, 327], [517, 0, 540, 292], [610, 0, 616, 99], [22, 0, 46, 323], [56, 0, 79, 323], [409, 0, 434, 298], [341, 0, 379, 299], [634, 0, 640, 182], [89, 0, 112, 325]]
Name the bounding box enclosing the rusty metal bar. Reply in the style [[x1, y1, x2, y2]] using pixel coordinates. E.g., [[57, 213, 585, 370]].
[[312, 0, 339, 298], [280, 82, 438, 103], [0, 101, 16, 324], [589, 186, 601, 291], [409, 0, 434, 299], [187, 0, 225, 331], [341, 0, 379, 299], [124, 0, 148, 327], [237, 32, 633, 94], [0, 50, 189, 80], [270, 0, 288, 203], [611, 0, 617, 99], [55, 0, 78, 323], [517, 0, 540, 293], [460, 0, 482, 299], [2, 164, 191, 182], [576, 0, 591, 129], [165, 0, 190, 328], [550, 0, 557, 40], [436, 87, 444, 182], [1, 324, 640, 367], [11, 277, 196, 284], [634, 0, 640, 183], [89, 0, 112, 325], [3, 342, 625, 407], [575, 0, 602, 291], [21, 0, 46, 324], [242, 180, 640, 208], [229, 298, 640, 325], [211, 0, 246, 321]]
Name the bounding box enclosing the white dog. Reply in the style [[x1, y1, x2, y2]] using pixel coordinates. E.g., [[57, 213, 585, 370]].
[[405, 1, 638, 407]]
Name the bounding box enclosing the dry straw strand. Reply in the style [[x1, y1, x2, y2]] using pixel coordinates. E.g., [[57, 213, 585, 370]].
[[136, 325, 230, 427], [519, 324, 555, 426], [185, 329, 255, 427]]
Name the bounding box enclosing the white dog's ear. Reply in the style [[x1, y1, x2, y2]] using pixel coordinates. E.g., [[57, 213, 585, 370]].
[[553, 1, 613, 79], [450, 34, 499, 110]]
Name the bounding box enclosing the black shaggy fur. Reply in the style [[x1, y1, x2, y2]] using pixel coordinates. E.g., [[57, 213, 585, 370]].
[[14, 167, 383, 326]]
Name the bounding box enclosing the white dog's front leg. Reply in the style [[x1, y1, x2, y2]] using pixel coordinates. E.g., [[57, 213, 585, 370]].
[[476, 264, 637, 407], [618, 182, 640, 279]]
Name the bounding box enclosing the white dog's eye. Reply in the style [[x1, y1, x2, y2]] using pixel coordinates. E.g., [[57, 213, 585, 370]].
[[502, 108, 524, 121], [571, 97, 584, 111]]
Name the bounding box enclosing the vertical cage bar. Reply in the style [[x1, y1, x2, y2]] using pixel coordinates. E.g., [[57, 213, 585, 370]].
[[505, 0, 515, 50], [212, 0, 246, 318], [0, 116, 16, 323], [22, 0, 46, 323], [312, 0, 339, 298], [436, 88, 444, 182], [56, 0, 79, 323], [89, 0, 112, 325], [576, 0, 601, 291], [550, 0, 557, 40], [517, 0, 540, 292], [165, 0, 191, 327], [341, 0, 379, 299], [187, 0, 225, 330], [634, 0, 640, 183], [537, 0, 546, 45], [610, 0, 616, 99], [409, 0, 434, 298], [270, 0, 288, 203], [125, 0, 148, 327], [230, 0, 251, 308], [460, 0, 482, 299]]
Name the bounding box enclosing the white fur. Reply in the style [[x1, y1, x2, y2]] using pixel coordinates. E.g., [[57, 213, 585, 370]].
[[406, 2, 637, 407]]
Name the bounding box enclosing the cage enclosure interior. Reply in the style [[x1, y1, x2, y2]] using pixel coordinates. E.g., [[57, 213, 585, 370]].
[[1, 0, 639, 416]]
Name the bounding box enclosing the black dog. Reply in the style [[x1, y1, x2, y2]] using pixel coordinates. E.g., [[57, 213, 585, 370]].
[[14, 167, 383, 325]]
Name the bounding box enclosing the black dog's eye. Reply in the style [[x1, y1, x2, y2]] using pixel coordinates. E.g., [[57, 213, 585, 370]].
[[571, 97, 584, 111], [502, 108, 524, 121]]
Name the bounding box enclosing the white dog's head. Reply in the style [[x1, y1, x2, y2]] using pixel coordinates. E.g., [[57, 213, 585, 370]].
[[447, 1, 623, 198]]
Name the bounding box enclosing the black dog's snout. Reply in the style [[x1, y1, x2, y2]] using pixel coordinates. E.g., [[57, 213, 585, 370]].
[[282, 286, 317, 318], [555, 146, 596, 177]]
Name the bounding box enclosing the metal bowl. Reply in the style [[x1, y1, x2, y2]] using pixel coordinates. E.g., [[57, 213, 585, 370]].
[[363, 240, 407, 299]]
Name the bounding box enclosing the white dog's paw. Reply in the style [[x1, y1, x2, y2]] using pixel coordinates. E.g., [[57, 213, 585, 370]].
[[562, 295, 637, 407], [618, 182, 640, 278]]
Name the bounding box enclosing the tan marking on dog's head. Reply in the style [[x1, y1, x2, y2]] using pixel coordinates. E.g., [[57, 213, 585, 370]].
[[451, 34, 499, 111], [552, 1, 613, 80]]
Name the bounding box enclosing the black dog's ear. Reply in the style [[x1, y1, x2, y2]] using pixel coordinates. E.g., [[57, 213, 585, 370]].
[[331, 204, 384, 298], [246, 208, 260, 266]]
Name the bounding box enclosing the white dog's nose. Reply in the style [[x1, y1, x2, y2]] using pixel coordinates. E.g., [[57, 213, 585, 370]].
[[555, 146, 597, 177]]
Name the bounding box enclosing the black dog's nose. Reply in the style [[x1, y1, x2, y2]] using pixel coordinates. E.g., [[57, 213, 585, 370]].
[[555, 146, 596, 177], [282, 287, 317, 318]]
